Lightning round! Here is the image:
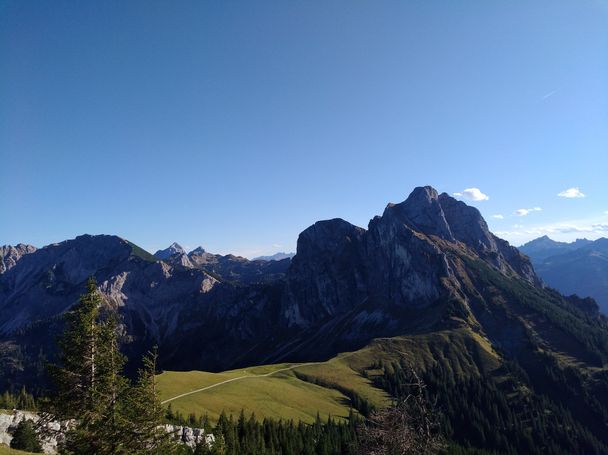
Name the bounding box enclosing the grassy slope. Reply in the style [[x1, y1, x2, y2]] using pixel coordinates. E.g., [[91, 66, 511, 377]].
[[0, 446, 35, 455], [157, 327, 498, 424]]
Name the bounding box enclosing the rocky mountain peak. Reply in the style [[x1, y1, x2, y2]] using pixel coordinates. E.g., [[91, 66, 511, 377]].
[[437, 192, 496, 252], [383, 186, 454, 241], [190, 246, 206, 255], [154, 242, 186, 260]]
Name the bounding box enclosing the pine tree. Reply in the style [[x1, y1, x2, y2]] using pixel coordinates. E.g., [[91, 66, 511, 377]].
[[123, 347, 179, 454], [49, 277, 103, 422], [48, 277, 131, 455]]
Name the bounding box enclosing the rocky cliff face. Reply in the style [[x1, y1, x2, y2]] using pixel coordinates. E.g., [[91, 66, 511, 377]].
[[281, 187, 541, 329]]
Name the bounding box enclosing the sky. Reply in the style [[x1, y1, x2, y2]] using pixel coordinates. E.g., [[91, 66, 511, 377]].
[[1, 0, 607, 257]]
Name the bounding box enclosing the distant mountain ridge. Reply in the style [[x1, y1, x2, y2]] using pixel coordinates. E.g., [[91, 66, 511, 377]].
[[253, 252, 295, 261], [520, 235, 608, 313]]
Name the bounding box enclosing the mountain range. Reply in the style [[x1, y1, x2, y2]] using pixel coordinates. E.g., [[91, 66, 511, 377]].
[[520, 235, 608, 313], [2, 186, 608, 451]]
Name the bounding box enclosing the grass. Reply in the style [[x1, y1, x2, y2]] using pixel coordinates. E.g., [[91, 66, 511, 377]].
[[0, 445, 36, 455], [156, 327, 501, 424], [157, 361, 372, 423]]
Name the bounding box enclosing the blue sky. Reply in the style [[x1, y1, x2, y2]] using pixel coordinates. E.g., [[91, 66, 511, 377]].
[[1, 0, 607, 257]]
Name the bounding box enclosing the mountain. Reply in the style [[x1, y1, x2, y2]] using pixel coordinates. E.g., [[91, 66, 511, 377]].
[[521, 236, 608, 313], [166, 248, 291, 284], [154, 242, 186, 260], [2, 186, 608, 452], [253, 252, 295, 261], [520, 235, 593, 263]]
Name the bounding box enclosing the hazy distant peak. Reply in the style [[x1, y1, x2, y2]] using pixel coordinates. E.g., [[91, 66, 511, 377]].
[[190, 246, 207, 255], [253, 252, 295, 261]]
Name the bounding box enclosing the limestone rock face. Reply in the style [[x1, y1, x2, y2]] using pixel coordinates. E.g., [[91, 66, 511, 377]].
[[162, 424, 215, 449], [0, 410, 213, 454], [284, 219, 367, 327], [0, 244, 37, 274], [0, 410, 68, 453], [281, 186, 541, 329]]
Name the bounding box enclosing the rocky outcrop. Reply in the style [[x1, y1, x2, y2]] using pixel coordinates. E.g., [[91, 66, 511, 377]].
[[0, 244, 37, 274], [162, 424, 215, 449], [0, 410, 68, 453], [0, 410, 214, 453]]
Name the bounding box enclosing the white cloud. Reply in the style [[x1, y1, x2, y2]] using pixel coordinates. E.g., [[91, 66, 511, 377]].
[[492, 214, 504, 219], [515, 207, 542, 217], [557, 187, 585, 198], [453, 187, 489, 201]]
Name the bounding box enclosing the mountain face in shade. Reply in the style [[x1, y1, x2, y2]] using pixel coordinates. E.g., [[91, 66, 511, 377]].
[[154, 242, 186, 260], [520, 236, 608, 313]]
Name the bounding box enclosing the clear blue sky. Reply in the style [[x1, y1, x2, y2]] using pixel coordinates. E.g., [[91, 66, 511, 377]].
[[1, 0, 607, 257]]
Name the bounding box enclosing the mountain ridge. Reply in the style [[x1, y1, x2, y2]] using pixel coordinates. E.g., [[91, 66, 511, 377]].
[[520, 235, 608, 313]]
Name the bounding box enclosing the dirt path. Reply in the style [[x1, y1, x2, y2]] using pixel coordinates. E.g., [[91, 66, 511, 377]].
[[161, 362, 319, 404]]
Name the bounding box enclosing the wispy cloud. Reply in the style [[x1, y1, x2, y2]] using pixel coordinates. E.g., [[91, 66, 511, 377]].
[[453, 187, 489, 201], [558, 187, 585, 198], [492, 214, 504, 219], [541, 88, 560, 100], [515, 207, 542, 217]]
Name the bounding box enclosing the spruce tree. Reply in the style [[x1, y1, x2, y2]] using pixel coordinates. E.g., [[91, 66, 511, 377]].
[[10, 418, 43, 452], [123, 347, 179, 454], [48, 277, 130, 455], [49, 277, 103, 422]]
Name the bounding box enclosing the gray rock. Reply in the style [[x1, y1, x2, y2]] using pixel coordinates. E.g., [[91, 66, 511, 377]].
[[154, 242, 186, 260], [0, 244, 37, 274]]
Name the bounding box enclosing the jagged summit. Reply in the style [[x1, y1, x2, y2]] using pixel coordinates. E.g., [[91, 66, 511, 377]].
[[190, 246, 206, 255], [386, 186, 455, 241], [154, 242, 186, 260]]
